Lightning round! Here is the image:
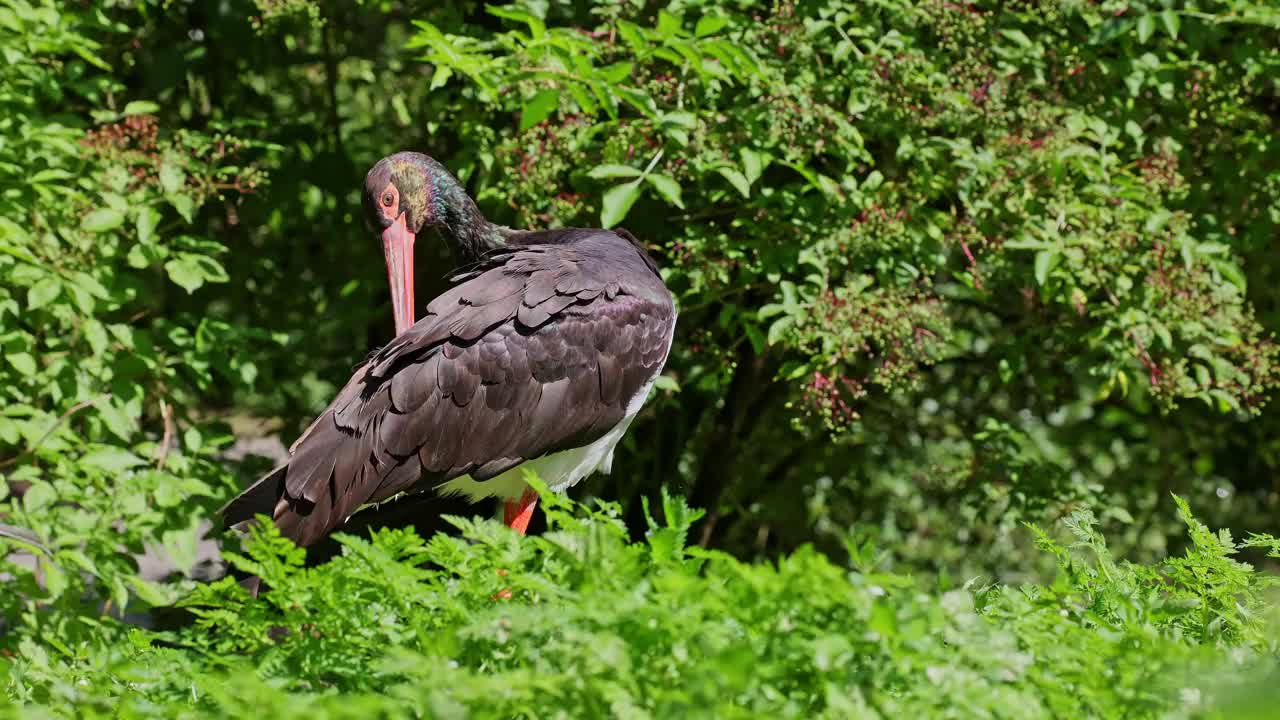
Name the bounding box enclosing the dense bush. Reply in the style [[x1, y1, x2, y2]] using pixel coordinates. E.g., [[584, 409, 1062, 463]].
[[5, 488, 1280, 718], [2, 0, 1280, 716]]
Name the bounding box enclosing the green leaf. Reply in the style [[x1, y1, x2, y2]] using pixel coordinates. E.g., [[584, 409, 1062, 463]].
[[183, 426, 204, 452], [1137, 14, 1155, 43], [7, 352, 37, 376], [567, 84, 597, 115], [82, 208, 124, 233], [1194, 364, 1212, 387], [486, 4, 546, 38], [123, 100, 160, 116], [71, 45, 111, 71], [652, 374, 680, 393], [656, 11, 682, 39], [22, 482, 56, 512], [1143, 209, 1173, 234], [40, 558, 67, 600], [1034, 250, 1059, 286], [695, 14, 727, 37], [159, 156, 186, 195], [127, 243, 163, 269], [1208, 389, 1240, 414], [238, 360, 259, 386], [126, 576, 173, 607], [600, 62, 632, 84], [168, 194, 195, 222], [645, 174, 684, 209], [601, 180, 643, 228], [71, 273, 106, 302], [780, 281, 799, 310], [1089, 17, 1134, 45], [27, 278, 61, 310], [742, 321, 765, 354], [782, 161, 827, 194], [1160, 10, 1181, 39], [661, 111, 697, 129], [30, 169, 73, 184], [164, 254, 228, 294], [717, 167, 751, 198], [1001, 29, 1033, 48], [519, 89, 559, 131], [165, 259, 205, 293], [616, 21, 647, 53], [83, 319, 109, 356], [429, 65, 453, 91], [741, 148, 768, 185], [1211, 258, 1247, 292], [193, 254, 230, 283], [136, 206, 158, 245], [767, 316, 794, 346], [80, 446, 147, 474], [95, 398, 138, 442], [588, 164, 643, 180]]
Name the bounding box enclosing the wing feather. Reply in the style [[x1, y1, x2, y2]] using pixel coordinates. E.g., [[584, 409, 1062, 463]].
[[221, 229, 675, 548]]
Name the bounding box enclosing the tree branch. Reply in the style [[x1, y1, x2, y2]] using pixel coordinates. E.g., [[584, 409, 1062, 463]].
[[0, 396, 104, 470]]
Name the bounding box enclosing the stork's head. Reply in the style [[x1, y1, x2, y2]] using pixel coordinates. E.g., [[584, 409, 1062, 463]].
[[363, 152, 445, 336], [363, 151, 449, 236]]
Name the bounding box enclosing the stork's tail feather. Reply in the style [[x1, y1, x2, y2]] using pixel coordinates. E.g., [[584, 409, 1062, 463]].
[[219, 461, 327, 546], [218, 451, 346, 550], [218, 464, 289, 531]]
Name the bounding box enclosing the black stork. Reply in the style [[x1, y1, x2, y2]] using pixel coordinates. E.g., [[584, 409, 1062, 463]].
[[221, 152, 676, 557]]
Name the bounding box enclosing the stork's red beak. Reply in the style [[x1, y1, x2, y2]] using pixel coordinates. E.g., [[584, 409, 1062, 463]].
[[382, 213, 415, 335]]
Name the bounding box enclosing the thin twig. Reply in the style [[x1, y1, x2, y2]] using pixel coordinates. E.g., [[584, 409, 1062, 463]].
[[0, 523, 49, 556], [0, 396, 103, 469], [155, 398, 174, 469]]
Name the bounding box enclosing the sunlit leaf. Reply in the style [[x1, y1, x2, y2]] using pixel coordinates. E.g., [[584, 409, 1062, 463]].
[[136, 206, 158, 245], [82, 208, 124, 233], [6, 352, 37, 376], [159, 155, 186, 195], [168, 194, 195, 222], [1034, 250, 1059, 286], [695, 14, 727, 38], [717, 167, 750, 198], [80, 446, 146, 473], [26, 277, 61, 310], [22, 482, 56, 512], [588, 164, 643, 179], [164, 254, 228, 294], [520, 89, 559, 131], [600, 180, 642, 228], [645, 173, 684, 209], [123, 100, 160, 116]]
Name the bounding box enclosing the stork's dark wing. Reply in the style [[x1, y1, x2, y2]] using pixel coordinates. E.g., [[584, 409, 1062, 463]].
[[220, 230, 674, 547]]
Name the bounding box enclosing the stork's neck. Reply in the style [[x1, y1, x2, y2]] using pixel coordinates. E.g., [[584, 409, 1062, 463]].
[[427, 167, 507, 265]]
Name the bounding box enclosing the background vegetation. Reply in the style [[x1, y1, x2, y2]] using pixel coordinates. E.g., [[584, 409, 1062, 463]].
[[2, 0, 1280, 716]]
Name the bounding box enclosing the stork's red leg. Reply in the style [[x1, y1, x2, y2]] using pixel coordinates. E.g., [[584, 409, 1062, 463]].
[[494, 487, 539, 601], [503, 487, 539, 535]]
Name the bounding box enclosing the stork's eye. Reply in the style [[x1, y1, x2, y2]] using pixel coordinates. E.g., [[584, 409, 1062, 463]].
[[381, 192, 395, 207]]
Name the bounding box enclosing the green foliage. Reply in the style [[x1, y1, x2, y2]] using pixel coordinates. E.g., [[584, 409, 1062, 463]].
[[4, 491, 1280, 718], [0, 0, 277, 626], [408, 0, 1279, 414], [2, 0, 1280, 715], [386, 0, 1280, 572]]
